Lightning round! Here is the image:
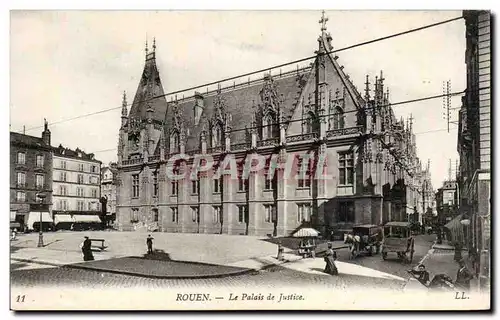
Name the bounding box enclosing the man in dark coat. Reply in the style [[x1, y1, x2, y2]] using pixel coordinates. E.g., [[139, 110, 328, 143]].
[[456, 259, 474, 290], [146, 234, 154, 254], [82, 236, 94, 261], [410, 264, 430, 286]]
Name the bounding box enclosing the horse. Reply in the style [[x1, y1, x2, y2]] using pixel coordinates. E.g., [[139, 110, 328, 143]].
[[344, 234, 361, 259]]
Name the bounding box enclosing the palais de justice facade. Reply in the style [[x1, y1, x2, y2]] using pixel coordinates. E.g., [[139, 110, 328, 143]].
[[116, 21, 428, 236]]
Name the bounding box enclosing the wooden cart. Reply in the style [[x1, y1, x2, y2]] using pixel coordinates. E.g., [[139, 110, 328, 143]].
[[381, 221, 415, 263]]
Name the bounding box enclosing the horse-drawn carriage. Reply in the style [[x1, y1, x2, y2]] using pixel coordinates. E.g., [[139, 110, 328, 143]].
[[344, 224, 383, 259], [382, 221, 415, 263]]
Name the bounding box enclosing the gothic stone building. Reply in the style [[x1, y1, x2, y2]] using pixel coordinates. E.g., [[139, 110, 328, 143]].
[[116, 24, 424, 236]]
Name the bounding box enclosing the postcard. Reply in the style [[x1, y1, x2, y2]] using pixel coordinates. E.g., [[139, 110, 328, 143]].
[[9, 10, 491, 311]]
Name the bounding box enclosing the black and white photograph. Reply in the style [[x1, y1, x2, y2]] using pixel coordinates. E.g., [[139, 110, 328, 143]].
[[7, 8, 491, 311]]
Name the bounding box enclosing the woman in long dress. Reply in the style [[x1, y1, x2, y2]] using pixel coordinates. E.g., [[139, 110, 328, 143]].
[[324, 243, 338, 275], [82, 236, 94, 261]]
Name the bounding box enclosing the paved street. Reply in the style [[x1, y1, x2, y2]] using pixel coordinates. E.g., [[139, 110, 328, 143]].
[[11, 260, 406, 291], [11, 233, 437, 291], [12, 231, 282, 265], [332, 234, 436, 281]]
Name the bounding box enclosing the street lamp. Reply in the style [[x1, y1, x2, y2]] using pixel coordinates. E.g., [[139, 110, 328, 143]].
[[36, 192, 46, 247]]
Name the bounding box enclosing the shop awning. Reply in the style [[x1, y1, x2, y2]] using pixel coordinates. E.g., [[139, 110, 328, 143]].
[[293, 228, 320, 238], [73, 215, 101, 223], [444, 214, 465, 244], [10, 211, 17, 222], [10, 222, 21, 229], [54, 214, 74, 224], [27, 212, 53, 230]]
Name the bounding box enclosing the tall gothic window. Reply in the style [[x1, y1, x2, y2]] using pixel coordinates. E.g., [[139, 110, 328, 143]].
[[338, 152, 354, 185], [262, 113, 278, 140], [212, 122, 223, 147], [333, 106, 345, 130], [153, 171, 159, 197], [170, 131, 180, 153], [132, 174, 140, 198], [237, 163, 248, 192], [297, 157, 311, 189], [304, 112, 314, 134]]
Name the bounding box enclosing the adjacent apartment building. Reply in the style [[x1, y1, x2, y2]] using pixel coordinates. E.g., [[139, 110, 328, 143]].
[[435, 180, 459, 225], [457, 10, 491, 289], [52, 144, 102, 223], [10, 121, 53, 231], [115, 15, 430, 236], [101, 162, 118, 224]]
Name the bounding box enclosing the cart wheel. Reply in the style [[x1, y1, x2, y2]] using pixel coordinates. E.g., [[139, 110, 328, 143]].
[[382, 252, 387, 260]]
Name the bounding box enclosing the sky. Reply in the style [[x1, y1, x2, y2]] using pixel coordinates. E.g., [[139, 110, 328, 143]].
[[10, 10, 466, 190]]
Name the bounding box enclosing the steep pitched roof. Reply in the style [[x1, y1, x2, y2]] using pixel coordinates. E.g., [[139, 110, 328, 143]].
[[128, 51, 169, 123], [321, 33, 365, 109], [161, 68, 312, 153], [10, 132, 49, 148]]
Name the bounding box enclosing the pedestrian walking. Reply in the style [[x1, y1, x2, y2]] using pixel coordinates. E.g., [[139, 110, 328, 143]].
[[81, 236, 94, 261], [324, 243, 338, 276], [456, 259, 474, 291], [146, 234, 154, 254], [277, 241, 284, 261], [11, 229, 17, 241]]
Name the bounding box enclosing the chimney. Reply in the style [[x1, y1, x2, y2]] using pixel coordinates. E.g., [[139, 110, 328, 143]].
[[42, 118, 51, 146]]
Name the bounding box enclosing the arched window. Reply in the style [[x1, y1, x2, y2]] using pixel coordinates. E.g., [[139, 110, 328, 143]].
[[262, 113, 278, 140], [328, 105, 335, 130], [333, 106, 345, 130], [170, 131, 180, 153], [212, 122, 223, 147]]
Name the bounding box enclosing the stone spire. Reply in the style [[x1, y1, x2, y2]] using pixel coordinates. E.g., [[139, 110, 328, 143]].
[[364, 75, 371, 100], [121, 91, 128, 128], [128, 38, 167, 123]]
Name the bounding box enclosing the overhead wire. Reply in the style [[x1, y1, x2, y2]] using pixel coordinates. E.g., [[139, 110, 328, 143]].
[[15, 15, 463, 134], [90, 90, 464, 155]]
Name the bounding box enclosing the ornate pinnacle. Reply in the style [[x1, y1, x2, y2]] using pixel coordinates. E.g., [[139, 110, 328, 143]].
[[319, 10, 329, 33], [152, 37, 156, 52], [364, 75, 371, 100], [121, 91, 128, 117]]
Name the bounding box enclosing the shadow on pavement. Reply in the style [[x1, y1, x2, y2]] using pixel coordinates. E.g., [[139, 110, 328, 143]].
[[139, 249, 172, 261], [43, 239, 63, 247], [66, 248, 251, 278]]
